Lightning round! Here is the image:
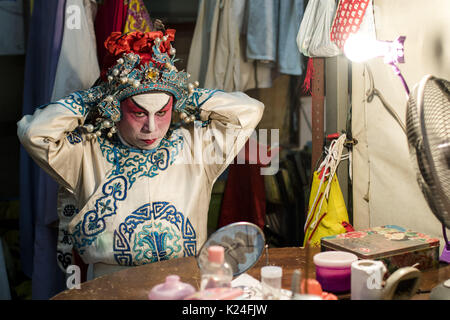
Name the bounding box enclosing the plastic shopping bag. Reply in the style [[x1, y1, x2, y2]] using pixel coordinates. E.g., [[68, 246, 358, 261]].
[[303, 134, 352, 247], [303, 170, 350, 247], [296, 0, 340, 57]]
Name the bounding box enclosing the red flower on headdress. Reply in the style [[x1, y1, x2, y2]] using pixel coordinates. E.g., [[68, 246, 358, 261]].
[[104, 32, 130, 56], [100, 29, 176, 81]]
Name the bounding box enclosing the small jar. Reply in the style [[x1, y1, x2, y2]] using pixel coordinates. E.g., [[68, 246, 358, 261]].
[[313, 251, 358, 293], [260, 266, 282, 300]]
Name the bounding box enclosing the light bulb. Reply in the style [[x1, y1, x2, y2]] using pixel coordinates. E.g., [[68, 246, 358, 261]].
[[344, 33, 390, 63], [343, 33, 406, 64]]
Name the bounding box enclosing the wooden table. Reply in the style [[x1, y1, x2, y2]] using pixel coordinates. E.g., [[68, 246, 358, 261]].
[[51, 247, 450, 300]]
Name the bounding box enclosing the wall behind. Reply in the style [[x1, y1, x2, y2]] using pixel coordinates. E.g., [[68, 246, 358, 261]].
[[352, 0, 450, 251]]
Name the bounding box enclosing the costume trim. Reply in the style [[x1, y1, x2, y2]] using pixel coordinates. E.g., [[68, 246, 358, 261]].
[[98, 130, 184, 188]]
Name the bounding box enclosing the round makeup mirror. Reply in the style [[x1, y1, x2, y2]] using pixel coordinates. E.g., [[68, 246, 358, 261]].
[[196, 222, 266, 276]]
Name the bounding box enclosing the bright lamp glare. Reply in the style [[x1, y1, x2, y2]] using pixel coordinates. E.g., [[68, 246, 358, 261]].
[[343, 33, 391, 63]]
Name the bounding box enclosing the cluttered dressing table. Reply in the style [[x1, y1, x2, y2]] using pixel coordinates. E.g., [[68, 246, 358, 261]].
[[51, 246, 450, 300]]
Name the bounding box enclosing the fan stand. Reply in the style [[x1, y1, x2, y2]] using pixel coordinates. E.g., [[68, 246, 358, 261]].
[[439, 225, 450, 263]]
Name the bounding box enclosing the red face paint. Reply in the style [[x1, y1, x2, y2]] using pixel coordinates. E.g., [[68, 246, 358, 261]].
[[117, 93, 173, 150]]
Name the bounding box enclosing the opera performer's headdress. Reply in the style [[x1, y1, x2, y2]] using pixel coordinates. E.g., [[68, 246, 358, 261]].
[[78, 29, 208, 139]]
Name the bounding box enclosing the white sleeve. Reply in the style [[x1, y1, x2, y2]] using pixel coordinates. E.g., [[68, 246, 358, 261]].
[[17, 92, 90, 192], [195, 90, 265, 182]]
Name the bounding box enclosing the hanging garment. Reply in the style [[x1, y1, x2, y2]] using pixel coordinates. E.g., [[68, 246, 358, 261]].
[[218, 161, 266, 229], [94, 0, 128, 69], [52, 0, 99, 100], [185, 0, 216, 89], [247, 0, 305, 75], [245, 0, 278, 86], [123, 0, 153, 33], [0, 0, 25, 55], [50, 0, 100, 275], [218, 139, 278, 230], [188, 0, 306, 91], [187, 0, 273, 92], [277, 0, 305, 75], [246, 0, 278, 63], [19, 0, 66, 300]]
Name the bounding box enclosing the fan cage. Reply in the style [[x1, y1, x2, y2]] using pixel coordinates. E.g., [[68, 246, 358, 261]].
[[406, 75, 450, 229]]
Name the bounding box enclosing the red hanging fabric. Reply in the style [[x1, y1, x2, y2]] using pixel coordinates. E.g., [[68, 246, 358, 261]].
[[94, 0, 129, 70], [218, 162, 266, 230], [218, 140, 278, 230], [302, 57, 314, 95]]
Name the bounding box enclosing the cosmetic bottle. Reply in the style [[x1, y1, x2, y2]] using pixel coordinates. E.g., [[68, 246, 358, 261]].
[[200, 245, 233, 290]]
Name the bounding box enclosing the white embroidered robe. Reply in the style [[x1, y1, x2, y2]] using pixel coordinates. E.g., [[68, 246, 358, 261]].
[[18, 90, 264, 268]]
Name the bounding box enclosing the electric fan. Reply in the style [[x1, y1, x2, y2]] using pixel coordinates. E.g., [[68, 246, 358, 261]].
[[405, 74, 450, 299]]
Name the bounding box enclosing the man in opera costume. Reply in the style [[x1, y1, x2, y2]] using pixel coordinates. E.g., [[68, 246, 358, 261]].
[[18, 29, 264, 279]]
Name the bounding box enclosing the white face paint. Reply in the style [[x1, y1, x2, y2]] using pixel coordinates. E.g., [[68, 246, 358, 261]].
[[131, 93, 171, 114], [132, 93, 171, 133], [117, 92, 173, 150]]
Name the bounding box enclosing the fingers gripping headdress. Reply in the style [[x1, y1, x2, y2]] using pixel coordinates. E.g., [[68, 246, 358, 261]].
[[79, 30, 204, 139]]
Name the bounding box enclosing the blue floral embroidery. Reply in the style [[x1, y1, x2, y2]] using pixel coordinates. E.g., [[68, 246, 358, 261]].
[[71, 222, 97, 255], [113, 202, 197, 266], [185, 88, 220, 109], [66, 129, 83, 145], [81, 176, 127, 236], [184, 88, 220, 127], [98, 132, 184, 188], [54, 91, 88, 116], [72, 176, 128, 253], [132, 223, 182, 263], [62, 204, 78, 217]]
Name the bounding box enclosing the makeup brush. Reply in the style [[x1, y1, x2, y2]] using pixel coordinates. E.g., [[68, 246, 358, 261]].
[[304, 241, 310, 294], [291, 269, 301, 299]]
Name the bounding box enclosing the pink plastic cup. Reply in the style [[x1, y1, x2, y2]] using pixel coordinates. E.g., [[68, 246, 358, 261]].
[[313, 251, 358, 293]]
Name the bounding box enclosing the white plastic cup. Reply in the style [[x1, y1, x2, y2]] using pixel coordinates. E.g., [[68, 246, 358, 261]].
[[260, 266, 282, 300], [351, 260, 387, 300]]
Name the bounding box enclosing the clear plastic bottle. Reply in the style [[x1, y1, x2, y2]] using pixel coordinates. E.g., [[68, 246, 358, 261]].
[[200, 245, 233, 290]]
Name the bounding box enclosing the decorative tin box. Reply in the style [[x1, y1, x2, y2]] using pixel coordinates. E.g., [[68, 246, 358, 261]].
[[320, 225, 440, 275]]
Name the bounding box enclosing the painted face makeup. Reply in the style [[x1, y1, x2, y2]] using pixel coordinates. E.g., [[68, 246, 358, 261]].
[[117, 92, 173, 150]]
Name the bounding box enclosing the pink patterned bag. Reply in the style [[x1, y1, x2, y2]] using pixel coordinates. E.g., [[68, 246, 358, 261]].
[[330, 0, 371, 49]]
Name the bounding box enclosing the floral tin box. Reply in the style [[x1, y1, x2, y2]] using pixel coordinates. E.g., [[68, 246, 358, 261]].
[[320, 225, 440, 275]]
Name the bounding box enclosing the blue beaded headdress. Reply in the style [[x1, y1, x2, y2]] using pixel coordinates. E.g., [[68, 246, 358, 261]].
[[79, 30, 203, 139]]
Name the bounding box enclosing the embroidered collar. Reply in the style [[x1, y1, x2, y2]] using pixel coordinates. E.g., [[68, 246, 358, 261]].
[[98, 131, 184, 188]]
